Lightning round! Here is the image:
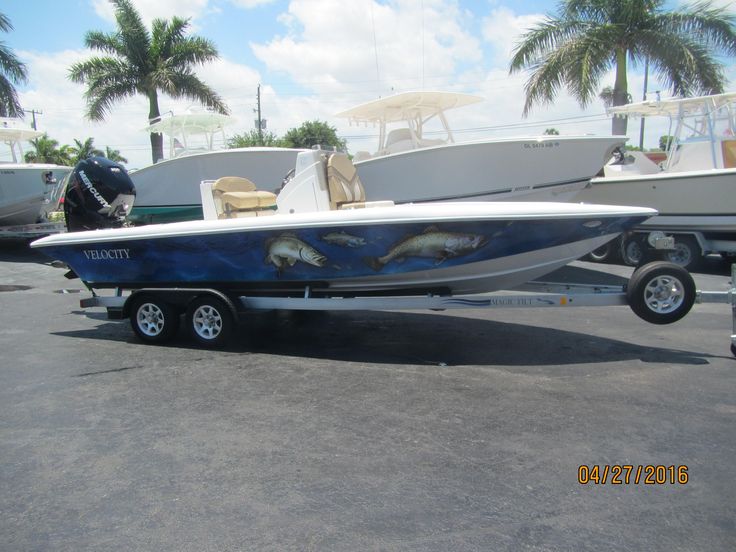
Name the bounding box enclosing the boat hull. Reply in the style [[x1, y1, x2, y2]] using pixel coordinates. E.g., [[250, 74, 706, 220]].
[[0, 164, 71, 226], [578, 168, 736, 233], [128, 148, 303, 224], [32, 203, 654, 295], [355, 136, 625, 203]]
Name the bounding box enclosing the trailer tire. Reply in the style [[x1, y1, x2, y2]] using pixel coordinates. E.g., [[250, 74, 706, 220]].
[[665, 236, 701, 270], [626, 262, 695, 324], [586, 243, 612, 263], [186, 295, 234, 347], [621, 235, 645, 266], [129, 294, 179, 344]]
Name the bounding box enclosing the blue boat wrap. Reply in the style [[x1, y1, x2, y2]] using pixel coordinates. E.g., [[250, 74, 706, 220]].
[[42, 216, 647, 287]]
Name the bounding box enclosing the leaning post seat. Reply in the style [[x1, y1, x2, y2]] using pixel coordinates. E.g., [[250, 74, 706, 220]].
[[326, 153, 394, 210], [211, 176, 277, 218]]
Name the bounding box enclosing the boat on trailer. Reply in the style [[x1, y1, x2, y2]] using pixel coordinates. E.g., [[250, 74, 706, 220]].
[[33, 150, 703, 348], [577, 92, 736, 267]]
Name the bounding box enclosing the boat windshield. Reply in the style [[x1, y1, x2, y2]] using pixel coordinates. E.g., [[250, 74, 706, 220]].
[[609, 92, 736, 171]]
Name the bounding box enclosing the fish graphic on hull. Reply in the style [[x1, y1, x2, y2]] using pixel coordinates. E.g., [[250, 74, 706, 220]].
[[265, 234, 327, 274], [364, 227, 487, 272], [320, 231, 366, 248]]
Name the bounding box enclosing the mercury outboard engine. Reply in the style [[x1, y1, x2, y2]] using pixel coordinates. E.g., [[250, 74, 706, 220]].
[[63, 157, 136, 232]]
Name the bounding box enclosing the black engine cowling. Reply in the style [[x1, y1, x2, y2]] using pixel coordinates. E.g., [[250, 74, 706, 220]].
[[63, 157, 136, 232]]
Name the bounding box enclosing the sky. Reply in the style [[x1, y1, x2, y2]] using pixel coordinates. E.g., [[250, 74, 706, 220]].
[[2, 0, 736, 169]]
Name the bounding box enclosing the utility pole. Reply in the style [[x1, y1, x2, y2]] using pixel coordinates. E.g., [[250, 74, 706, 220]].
[[23, 108, 43, 130], [638, 58, 649, 150], [256, 84, 263, 146]]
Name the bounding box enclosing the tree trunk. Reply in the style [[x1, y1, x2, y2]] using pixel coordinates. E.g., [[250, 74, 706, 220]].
[[611, 49, 629, 136], [148, 90, 164, 164]]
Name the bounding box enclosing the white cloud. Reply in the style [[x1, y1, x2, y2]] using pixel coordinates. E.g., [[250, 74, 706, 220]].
[[229, 0, 277, 8], [481, 7, 544, 67], [91, 0, 212, 26], [252, 0, 481, 97]]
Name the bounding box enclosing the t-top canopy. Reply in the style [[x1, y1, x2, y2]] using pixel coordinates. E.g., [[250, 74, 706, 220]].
[[0, 118, 44, 142], [608, 91, 736, 119], [143, 111, 235, 136], [335, 91, 484, 124]]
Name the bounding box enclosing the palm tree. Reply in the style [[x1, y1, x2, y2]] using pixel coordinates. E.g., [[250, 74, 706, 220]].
[[509, 0, 736, 135], [68, 0, 228, 164], [0, 12, 28, 117], [70, 137, 105, 164], [104, 145, 128, 164], [24, 134, 73, 165]]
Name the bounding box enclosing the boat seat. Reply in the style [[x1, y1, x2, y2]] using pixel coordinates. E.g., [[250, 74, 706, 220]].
[[326, 153, 394, 210], [212, 176, 277, 218], [722, 139, 736, 168]]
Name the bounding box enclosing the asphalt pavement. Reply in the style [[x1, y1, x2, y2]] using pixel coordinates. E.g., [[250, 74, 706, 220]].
[[1, 239, 735, 551]]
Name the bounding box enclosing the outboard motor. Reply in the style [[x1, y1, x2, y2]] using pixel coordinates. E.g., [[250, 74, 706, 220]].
[[63, 157, 136, 232]]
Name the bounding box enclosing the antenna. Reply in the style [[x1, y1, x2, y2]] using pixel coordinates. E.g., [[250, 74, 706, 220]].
[[370, 1, 380, 85]]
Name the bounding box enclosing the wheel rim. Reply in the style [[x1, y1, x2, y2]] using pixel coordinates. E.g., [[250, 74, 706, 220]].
[[625, 240, 643, 264], [136, 303, 166, 337], [643, 275, 685, 314], [192, 305, 223, 340], [667, 244, 692, 267]]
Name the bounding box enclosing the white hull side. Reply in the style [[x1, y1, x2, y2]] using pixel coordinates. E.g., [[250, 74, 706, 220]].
[[130, 148, 303, 207], [354, 136, 624, 203], [578, 168, 736, 233], [0, 164, 71, 226]]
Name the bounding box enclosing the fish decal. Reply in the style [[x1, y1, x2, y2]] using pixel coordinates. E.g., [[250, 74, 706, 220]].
[[265, 234, 327, 273], [364, 227, 487, 272], [321, 231, 366, 248]]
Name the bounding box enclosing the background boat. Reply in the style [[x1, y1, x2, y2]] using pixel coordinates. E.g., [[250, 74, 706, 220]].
[[0, 118, 71, 226], [128, 110, 303, 224], [577, 92, 736, 266], [336, 91, 626, 203]]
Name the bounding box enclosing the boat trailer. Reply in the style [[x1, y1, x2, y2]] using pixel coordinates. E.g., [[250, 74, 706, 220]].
[[77, 261, 736, 355]]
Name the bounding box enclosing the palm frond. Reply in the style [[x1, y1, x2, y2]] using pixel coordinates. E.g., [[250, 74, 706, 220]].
[[0, 41, 28, 82], [0, 13, 13, 33], [85, 30, 125, 57], [655, 2, 736, 56], [510, 17, 590, 73], [163, 72, 229, 115], [85, 79, 138, 121], [0, 74, 23, 117], [110, 0, 151, 70]]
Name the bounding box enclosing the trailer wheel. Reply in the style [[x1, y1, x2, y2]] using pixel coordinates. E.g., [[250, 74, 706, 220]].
[[731, 343, 736, 357], [186, 296, 234, 347], [621, 236, 645, 266], [129, 295, 179, 344], [665, 236, 701, 270], [626, 262, 695, 324], [586, 243, 611, 263]]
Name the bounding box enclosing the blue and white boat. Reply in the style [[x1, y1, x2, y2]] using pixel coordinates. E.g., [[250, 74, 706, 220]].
[[31, 150, 655, 296]]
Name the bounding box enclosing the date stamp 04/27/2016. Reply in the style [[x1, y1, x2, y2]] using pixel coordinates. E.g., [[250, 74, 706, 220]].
[[578, 465, 689, 485]]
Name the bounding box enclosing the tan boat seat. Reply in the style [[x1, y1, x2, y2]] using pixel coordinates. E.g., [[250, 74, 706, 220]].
[[326, 153, 394, 210], [212, 176, 277, 218], [722, 139, 736, 169]]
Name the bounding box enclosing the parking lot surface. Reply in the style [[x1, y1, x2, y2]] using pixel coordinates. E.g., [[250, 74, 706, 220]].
[[1, 241, 735, 551]]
